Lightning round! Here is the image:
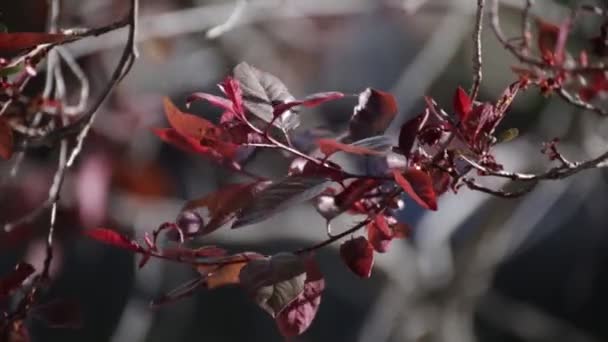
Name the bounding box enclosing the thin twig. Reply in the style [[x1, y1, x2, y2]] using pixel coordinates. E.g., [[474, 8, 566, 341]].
[[470, 0, 485, 101]]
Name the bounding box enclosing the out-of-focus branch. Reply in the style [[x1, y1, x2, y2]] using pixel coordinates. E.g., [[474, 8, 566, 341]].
[[4, 0, 140, 232]]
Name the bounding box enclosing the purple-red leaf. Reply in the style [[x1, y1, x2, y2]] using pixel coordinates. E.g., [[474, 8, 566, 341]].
[[392, 169, 437, 211], [184, 181, 268, 234], [340, 237, 374, 278], [273, 91, 345, 117], [0, 32, 68, 56], [239, 253, 307, 318], [453, 86, 472, 122], [152, 128, 210, 155], [349, 88, 398, 141], [0, 263, 35, 300], [275, 256, 325, 337], [83, 228, 143, 252], [163, 97, 218, 140], [367, 215, 393, 253], [186, 92, 235, 114]]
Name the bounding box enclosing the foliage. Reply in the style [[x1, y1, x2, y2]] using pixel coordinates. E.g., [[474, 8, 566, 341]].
[[2, 0, 608, 340]]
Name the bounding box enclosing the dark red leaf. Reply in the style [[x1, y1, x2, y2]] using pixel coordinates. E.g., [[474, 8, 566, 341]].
[[349, 88, 398, 140], [0, 118, 13, 160], [339, 237, 374, 278], [32, 299, 81, 329], [275, 256, 325, 337], [219, 76, 245, 117], [152, 128, 211, 155], [453, 86, 472, 122], [335, 179, 380, 210], [398, 114, 423, 155], [537, 19, 560, 63], [163, 97, 218, 140], [0, 32, 68, 56], [317, 138, 383, 156], [0, 263, 35, 300], [392, 169, 437, 210], [83, 228, 143, 252]]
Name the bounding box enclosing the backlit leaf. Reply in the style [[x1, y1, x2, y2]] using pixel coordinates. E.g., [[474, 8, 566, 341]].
[[367, 216, 392, 253], [163, 97, 218, 140], [83, 228, 143, 252], [392, 169, 437, 210]]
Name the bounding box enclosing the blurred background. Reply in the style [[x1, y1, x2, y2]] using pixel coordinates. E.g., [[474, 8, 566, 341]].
[[1, 0, 608, 341]]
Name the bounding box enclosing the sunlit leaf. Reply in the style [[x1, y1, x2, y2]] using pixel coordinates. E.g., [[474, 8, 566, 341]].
[[232, 176, 329, 228], [275, 256, 324, 337], [239, 253, 307, 317], [233, 62, 299, 130]]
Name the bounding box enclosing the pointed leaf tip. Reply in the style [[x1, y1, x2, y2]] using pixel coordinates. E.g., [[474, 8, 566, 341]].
[[453, 86, 472, 122]]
